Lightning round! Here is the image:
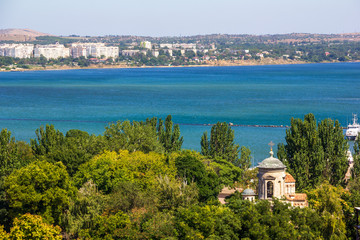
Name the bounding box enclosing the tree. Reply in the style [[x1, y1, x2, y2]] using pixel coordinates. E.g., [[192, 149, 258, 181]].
[[0, 129, 34, 179], [74, 150, 177, 194], [4, 161, 76, 225], [201, 122, 240, 165], [30, 124, 65, 159], [1, 214, 62, 240], [158, 115, 183, 153], [31, 125, 104, 176], [318, 119, 348, 185], [0, 129, 34, 228], [175, 151, 221, 202], [62, 180, 107, 239], [306, 182, 348, 239], [104, 120, 164, 153], [278, 114, 348, 190], [175, 205, 242, 240]]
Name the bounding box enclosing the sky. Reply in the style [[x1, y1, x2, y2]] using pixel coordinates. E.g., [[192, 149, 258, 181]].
[[0, 0, 359, 37]]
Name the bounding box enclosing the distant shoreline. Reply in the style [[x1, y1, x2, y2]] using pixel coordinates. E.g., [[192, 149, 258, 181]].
[[1, 59, 358, 73]]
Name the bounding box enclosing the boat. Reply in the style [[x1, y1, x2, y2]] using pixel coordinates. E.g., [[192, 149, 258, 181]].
[[345, 114, 360, 140]]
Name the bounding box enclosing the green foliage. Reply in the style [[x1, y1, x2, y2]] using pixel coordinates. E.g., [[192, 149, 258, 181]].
[[204, 157, 242, 187], [175, 151, 222, 202], [157, 175, 198, 210], [279, 113, 348, 190], [238, 146, 252, 170], [2, 213, 62, 240], [4, 160, 76, 225], [227, 197, 326, 239], [306, 182, 348, 239], [105, 181, 157, 214], [74, 150, 177, 194], [0, 129, 34, 180], [79, 211, 131, 240], [104, 120, 164, 153], [62, 180, 107, 239], [352, 137, 360, 178], [158, 115, 183, 153], [175, 205, 241, 240], [31, 125, 104, 176], [201, 122, 240, 165]]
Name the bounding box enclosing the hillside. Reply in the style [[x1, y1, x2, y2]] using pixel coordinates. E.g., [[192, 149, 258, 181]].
[[0, 28, 50, 41]]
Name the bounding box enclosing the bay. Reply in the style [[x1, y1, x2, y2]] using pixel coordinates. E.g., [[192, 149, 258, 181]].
[[0, 62, 359, 164]]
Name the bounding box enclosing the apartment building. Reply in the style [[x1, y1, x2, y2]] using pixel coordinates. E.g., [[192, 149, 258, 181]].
[[0, 44, 34, 58], [71, 43, 119, 59], [34, 43, 70, 59]]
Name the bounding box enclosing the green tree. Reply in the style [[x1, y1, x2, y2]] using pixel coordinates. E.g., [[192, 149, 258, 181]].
[[74, 150, 177, 194], [175, 151, 221, 202], [175, 205, 242, 240], [278, 114, 347, 190], [306, 182, 348, 239], [3, 214, 62, 240], [31, 125, 104, 176], [4, 161, 76, 225], [104, 120, 164, 153], [318, 119, 348, 185], [62, 180, 107, 239], [201, 122, 240, 165], [0, 129, 34, 179], [158, 115, 183, 153]]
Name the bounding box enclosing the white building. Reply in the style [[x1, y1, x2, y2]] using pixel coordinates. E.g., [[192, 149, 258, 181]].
[[257, 148, 308, 208], [140, 41, 152, 49], [152, 50, 159, 57], [121, 50, 140, 57], [34, 43, 70, 59], [0, 44, 34, 58], [71, 43, 119, 59], [160, 43, 173, 49]]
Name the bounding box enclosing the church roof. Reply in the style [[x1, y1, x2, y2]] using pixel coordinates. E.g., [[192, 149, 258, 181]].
[[242, 188, 256, 196], [285, 173, 296, 183], [285, 193, 307, 201], [257, 150, 286, 169]]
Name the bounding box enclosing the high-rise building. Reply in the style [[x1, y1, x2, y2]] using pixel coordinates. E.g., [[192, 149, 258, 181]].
[[0, 44, 34, 58], [34, 43, 70, 59], [71, 43, 119, 59]]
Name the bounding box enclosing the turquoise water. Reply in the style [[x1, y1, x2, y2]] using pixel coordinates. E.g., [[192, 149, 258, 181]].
[[0, 63, 359, 164]]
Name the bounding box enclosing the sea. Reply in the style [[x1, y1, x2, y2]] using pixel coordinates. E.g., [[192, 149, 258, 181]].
[[0, 62, 359, 165]]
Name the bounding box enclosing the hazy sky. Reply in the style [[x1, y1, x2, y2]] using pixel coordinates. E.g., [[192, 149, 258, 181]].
[[0, 0, 359, 36]]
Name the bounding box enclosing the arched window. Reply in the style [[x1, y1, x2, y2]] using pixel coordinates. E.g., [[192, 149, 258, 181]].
[[267, 181, 273, 198]]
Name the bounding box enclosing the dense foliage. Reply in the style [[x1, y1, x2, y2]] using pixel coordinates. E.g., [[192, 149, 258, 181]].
[[277, 113, 348, 190], [0, 114, 359, 239]]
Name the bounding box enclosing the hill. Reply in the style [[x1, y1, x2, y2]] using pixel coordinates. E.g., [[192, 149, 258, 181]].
[[0, 28, 51, 41]]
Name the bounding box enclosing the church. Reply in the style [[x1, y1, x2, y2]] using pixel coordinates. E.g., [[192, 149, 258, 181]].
[[243, 144, 308, 208]]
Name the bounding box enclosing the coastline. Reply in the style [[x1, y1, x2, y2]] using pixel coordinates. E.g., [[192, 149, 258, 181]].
[[0, 58, 357, 73]]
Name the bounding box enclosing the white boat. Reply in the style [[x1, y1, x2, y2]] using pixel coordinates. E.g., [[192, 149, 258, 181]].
[[345, 114, 360, 140]]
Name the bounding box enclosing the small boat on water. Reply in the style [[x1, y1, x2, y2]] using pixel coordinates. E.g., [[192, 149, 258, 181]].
[[345, 114, 360, 140]]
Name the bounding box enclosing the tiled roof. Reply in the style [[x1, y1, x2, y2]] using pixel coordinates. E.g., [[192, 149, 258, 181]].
[[285, 173, 296, 183], [285, 193, 307, 201]]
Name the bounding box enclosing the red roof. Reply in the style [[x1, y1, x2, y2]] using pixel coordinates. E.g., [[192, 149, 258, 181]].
[[285, 173, 296, 183], [285, 193, 307, 201]]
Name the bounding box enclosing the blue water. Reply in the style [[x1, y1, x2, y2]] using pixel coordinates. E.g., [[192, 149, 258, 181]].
[[0, 63, 359, 164]]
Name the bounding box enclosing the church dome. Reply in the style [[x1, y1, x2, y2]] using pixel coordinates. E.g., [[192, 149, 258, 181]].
[[242, 188, 256, 196], [257, 150, 286, 169]]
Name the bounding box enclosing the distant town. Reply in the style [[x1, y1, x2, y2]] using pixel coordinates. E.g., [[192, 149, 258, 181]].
[[0, 29, 360, 70]]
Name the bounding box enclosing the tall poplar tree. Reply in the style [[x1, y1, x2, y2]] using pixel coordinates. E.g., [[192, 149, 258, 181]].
[[278, 114, 348, 190], [201, 122, 240, 165], [158, 115, 183, 153]]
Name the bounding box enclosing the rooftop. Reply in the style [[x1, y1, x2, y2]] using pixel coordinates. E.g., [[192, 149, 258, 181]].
[[285, 173, 296, 183], [257, 150, 286, 169]]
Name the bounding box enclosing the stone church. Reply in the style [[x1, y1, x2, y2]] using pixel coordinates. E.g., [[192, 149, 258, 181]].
[[243, 145, 308, 207]]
